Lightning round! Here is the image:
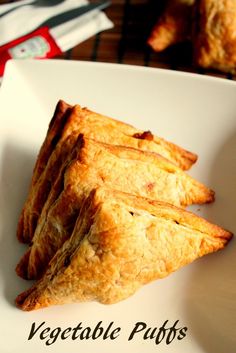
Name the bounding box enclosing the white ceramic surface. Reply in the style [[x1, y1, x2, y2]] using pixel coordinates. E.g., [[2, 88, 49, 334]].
[[0, 59, 235, 353]]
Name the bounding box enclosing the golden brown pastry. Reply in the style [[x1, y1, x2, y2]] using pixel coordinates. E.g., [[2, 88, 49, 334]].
[[16, 135, 214, 280], [17, 101, 198, 244], [194, 0, 236, 73], [32, 100, 72, 184], [148, 0, 194, 52], [17, 100, 72, 243], [16, 187, 232, 311]]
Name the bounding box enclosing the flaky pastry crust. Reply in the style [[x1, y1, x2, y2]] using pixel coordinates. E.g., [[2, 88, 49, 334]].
[[17, 101, 72, 243], [17, 101, 197, 244], [194, 0, 236, 73], [16, 187, 232, 311], [16, 135, 213, 280]]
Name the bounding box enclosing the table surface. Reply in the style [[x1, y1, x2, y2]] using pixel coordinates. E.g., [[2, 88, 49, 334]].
[[1, 0, 236, 81]]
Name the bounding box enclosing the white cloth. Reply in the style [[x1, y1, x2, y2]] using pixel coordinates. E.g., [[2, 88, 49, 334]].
[[0, 0, 113, 51]]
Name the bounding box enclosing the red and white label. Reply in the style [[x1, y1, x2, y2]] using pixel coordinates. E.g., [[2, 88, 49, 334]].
[[0, 26, 62, 76]]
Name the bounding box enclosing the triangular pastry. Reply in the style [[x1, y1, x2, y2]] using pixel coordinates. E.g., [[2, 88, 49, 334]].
[[17, 101, 197, 244], [16, 187, 232, 311], [16, 135, 214, 280]]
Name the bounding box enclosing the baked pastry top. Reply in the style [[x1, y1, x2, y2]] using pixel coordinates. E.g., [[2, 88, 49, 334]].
[[16, 187, 232, 311], [17, 101, 197, 244], [67, 104, 197, 170], [194, 0, 236, 73], [16, 135, 214, 281]]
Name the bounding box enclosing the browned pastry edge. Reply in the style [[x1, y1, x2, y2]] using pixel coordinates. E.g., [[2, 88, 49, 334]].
[[15, 249, 31, 279], [33, 100, 72, 186], [17, 101, 72, 243], [73, 105, 198, 171], [15, 187, 233, 311], [15, 135, 85, 280]]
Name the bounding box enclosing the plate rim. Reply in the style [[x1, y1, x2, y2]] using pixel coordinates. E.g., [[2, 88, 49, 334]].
[[2, 58, 236, 92]]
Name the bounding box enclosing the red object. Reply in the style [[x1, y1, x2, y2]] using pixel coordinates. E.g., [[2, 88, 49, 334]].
[[0, 26, 62, 76]]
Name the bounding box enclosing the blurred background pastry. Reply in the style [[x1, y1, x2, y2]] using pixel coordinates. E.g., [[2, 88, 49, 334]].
[[148, 0, 194, 52]]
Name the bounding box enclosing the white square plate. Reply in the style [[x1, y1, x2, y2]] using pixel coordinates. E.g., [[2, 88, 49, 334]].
[[0, 59, 235, 353]]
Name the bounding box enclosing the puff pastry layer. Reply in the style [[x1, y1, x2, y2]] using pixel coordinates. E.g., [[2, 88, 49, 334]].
[[16, 187, 232, 311], [17, 101, 197, 244], [17, 101, 72, 244], [16, 135, 213, 280]]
